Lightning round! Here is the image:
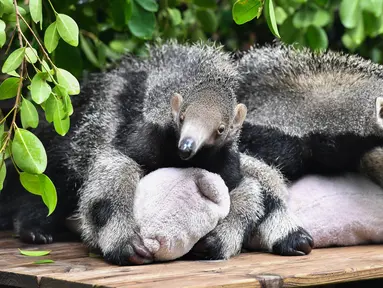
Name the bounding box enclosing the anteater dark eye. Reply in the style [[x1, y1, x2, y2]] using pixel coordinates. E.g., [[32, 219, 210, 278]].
[[179, 114, 185, 123], [217, 125, 225, 135]]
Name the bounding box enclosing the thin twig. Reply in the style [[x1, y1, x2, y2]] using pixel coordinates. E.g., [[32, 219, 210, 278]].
[[13, 0, 23, 46], [47, 0, 57, 14], [18, 12, 57, 69], [18, 26, 58, 83], [0, 107, 16, 125], [5, 28, 17, 54]]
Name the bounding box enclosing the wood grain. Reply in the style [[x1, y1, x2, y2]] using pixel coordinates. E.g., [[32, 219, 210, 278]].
[[0, 232, 382, 287]]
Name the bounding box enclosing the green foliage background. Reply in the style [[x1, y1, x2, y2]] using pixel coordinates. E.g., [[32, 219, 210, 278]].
[[1, 0, 383, 211], [4, 0, 383, 80]]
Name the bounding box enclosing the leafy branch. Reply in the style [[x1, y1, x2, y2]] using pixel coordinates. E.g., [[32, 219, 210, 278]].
[[0, 0, 81, 215]]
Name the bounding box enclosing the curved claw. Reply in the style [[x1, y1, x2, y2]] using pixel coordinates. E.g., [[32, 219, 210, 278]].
[[20, 229, 54, 244], [103, 237, 154, 266], [272, 227, 314, 256]]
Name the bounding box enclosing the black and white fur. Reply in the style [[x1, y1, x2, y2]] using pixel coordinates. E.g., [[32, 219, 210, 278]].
[[0, 42, 313, 265], [237, 44, 383, 184]]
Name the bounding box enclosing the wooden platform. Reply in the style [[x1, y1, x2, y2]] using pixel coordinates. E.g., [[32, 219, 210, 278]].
[[0, 232, 383, 288]]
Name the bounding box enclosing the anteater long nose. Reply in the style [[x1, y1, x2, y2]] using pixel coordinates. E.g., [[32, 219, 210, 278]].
[[178, 138, 196, 160]]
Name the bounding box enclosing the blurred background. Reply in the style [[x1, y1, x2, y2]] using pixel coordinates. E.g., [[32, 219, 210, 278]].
[[2, 0, 383, 78]]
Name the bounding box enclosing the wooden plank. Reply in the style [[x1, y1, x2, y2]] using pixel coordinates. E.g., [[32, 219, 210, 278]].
[[0, 231, 382, 287]]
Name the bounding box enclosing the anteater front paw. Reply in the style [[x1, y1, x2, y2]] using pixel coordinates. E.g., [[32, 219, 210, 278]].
[[189, 222, 242, 260], [272, 227, 314, 256], [102, 230, 154, 266], [19, 228, 54, 244]]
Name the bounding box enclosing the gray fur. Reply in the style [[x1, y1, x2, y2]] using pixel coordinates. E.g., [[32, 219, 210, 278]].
[[237, 44, 383, 137], [192, 153, 312, 259], [69, 41, 246, 264], [240, 154, 304, 252], [0, 41, 313, 264], [69, 41, 313, 263], [360, 147, 383, 187]]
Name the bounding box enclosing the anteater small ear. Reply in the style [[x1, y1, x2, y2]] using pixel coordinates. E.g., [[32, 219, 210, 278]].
[[171, 93, 183, 120], [376, 97, 383, 129], [233, 103, 247, 129]]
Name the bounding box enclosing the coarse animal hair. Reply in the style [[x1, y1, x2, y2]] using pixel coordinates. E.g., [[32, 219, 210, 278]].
[[237, 43, 383, 182], [0, 41, 313, 265]]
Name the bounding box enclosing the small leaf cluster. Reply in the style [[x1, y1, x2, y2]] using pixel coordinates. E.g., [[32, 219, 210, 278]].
[[231, 0, 383, 57], [233, 0, 280, 38]]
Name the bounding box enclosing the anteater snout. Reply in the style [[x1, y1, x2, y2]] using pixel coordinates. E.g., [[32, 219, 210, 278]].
[[178, 138, 196, 160]]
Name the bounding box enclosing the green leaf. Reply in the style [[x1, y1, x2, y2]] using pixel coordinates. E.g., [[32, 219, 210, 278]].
[[18, 249, 51, 256], [0, 20, 5, 31], [363, 11, 381, 37], [31, 72, 52, 104], [25, 47, 38, 64], [38, 174, 57, 216], [44, 22, 60, 53], [53, 96, 65, 121], [349, 14, 365, 45], [0, 20, 5, 48], [279, 15, 305, 45], [1, 138, 11, 161], [274, 6, 287, 25], [125, 0, 133, 22], [21, 98, 39, 129], [232, 0, 263, 25], [29, 0, 42, 26], [312, 9, 331, 27], [2, 47, 25, 73], [45, 94, 56, 123], [196, 9, 218, 33], [292, 8, 330, 29], [167, 8, 182, 26], [0, 77, 19, 100], [128, 1, 156, 39], [194, 0, 217, 9], [97, 42, 107, 67], [12, 128, 47, 174], [135, 0, 159, 12], [56, 68, 80, 95], [110, 0, 128, 28], [56, 14, 79, 47], [0, 132, 11, 160], [0, 160, 6, 191], [64, 93, 73, 116], [41, 60, 53, 76], [264, 0, 280, 38], [80, 34, 100, 68], [54, 114, 70, 136], [340, 0, 360, 29], [20, 172, 41, 196], [7, 70, 20, 77], [0, 31, 5, 49], [19, 173, 57, 216], [1, 0, 13, 14], [305, 25, 328, 51], [53, 85, 73, 116], [360, 0, 383, 17], [33, 260, 54, 264]]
